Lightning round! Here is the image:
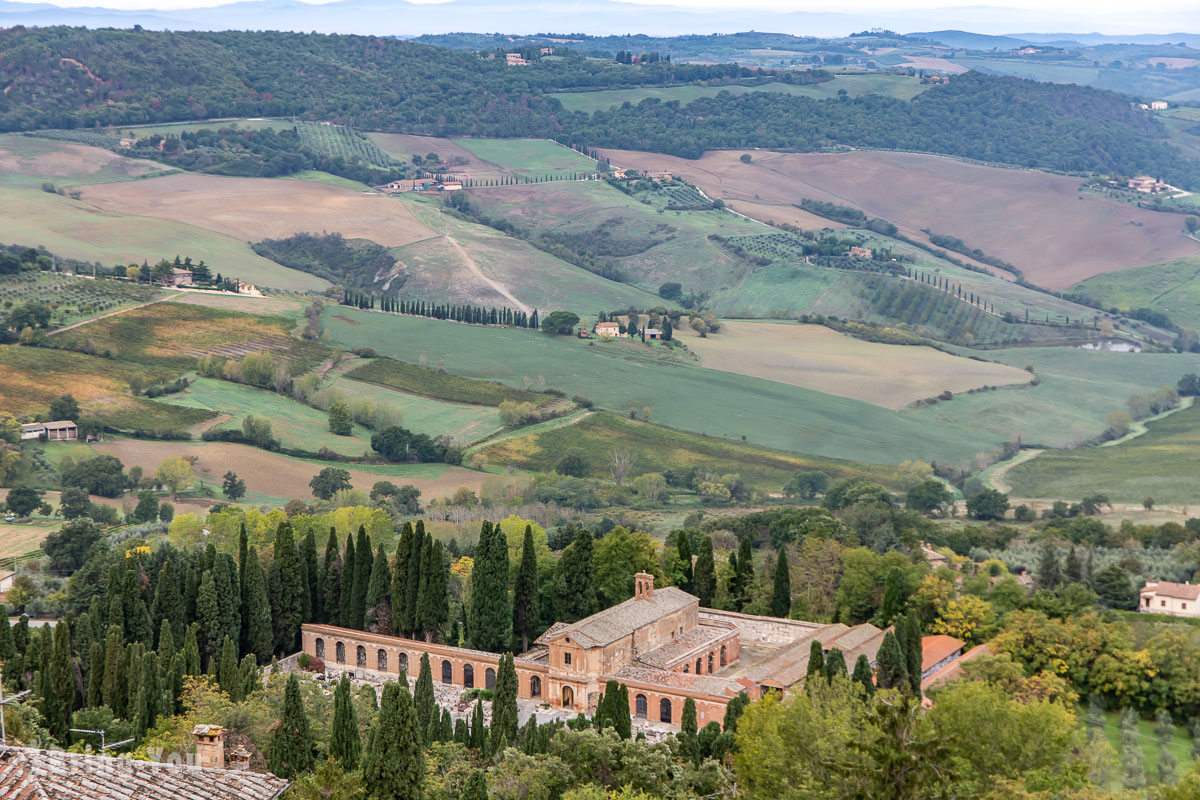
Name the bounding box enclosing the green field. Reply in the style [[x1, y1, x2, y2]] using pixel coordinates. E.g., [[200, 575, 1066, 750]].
[[344, 357, 550, 407], [1095, 710, 1196, 790], [474, 410, 906, 491], [552, 74, 927, 114], [1002, 401, 1200, 503], [158, 377, 374, 455], [320, 305, 1014, 465], [0, 188, 329, 291], [0, 272, 165, 328], [1072, 257, 1200, 330], [0, 133, 173, 189], [450, 138, 597, 178], [282, 170, 377, 191], [395, 195, 663, 310], [105, 118, 293, 137], [294, 120, 398, 168], [330, 372, 505, 443]]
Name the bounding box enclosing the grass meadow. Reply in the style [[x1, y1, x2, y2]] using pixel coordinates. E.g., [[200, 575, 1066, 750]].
[[1002, 402, 1200, 503], [1072, 257, 1200, 330], [450, 138, 596, 178], [0, 133, 166, 189], [329, 373, 505, 443], [1094, 711, 1195, 790]]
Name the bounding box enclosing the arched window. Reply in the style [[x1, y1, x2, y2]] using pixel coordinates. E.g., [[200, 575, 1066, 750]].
[[562, 685, 574, 708], [695, 658, 702, 675], [683, 664, 689, 673], [357, 645, 367, 668], [464, 664, 475, 688], [659, 698, 672, 724], [720, 645, 727, 667], [335, 641, 346, 664], [635, 694, 648, 718], [378, 649, 388, 671], [442, 659, 452, 684], [708, 652, 714, 673], [315, 638, 325, 659], [485, 667, 496, 690], [530, 675, 542, 698]]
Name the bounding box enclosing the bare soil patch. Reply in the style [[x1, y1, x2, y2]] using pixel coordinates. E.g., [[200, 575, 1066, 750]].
[[80, 173, 433, 246], [172, 292, 304, 315], [600, 148, 1198, 289], [900, 57, 969, 73], [0, 139, 158, 181], [367, 133, 505, 180], [675, 321, 1032, 410], [90, 439, 488, 501]]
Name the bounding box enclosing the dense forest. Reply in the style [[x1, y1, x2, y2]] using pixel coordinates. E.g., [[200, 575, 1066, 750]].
[[1, 28, 1197, 187], [252, 233, 405, 290]]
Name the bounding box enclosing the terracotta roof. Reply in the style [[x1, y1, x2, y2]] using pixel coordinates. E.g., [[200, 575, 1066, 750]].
[[613, 664, 737, 697], [636, 624, 733, 669], [535, 587, 696, 649], [922, 643, 990, 691], [921, 635, 965, 672], [1143, 581, 1200, 601], [0, 746, 290, 800]]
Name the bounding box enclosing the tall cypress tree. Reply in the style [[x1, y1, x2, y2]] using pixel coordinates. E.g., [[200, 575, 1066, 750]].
[[771, 549, 791, 618], [461, 770, 487, 800], [269, 673, 315, 779], [904, 608, 923, 697], [182, 623, 201, 676], [875, 631, 907, 690], [218, 637, 240, 699], [391, 524, 413, 637], [675, 532, 694, 594], [339, 535, 356, 628], [157, 618, 177, 670], [364, 545, 393, 633], [403, 524, 425, 636], [693, 536, 716, 607], [322, 528, 341, 627], [43, 621, 73, 742], [680, 697, 700, 766], [134, 651, 160, 739], [0, 604, 13, 664], [86, 640, 104, 708], [512, 525, 540, 651], [469, 521, 511, 651], [805, 640, 825, 690], [301, 529, 319, 624], [214, 554, 241, 649], [852, 654, 875, 696], [150, 559, 185, 651], [269, 523, 304, 654], [734, 538, 754, 610], [418, 541, 448, 642], [245, 548, 274, 664], [196, 570, 222, 670], [414, 653, 437, 743], [553, 528, 595, 624], [330, 674, 362, 770], [102, 626, 124, 712], [469, 697, 488, 755], [491, 653, 518, 751], [237, 523, 249, 645], [351, 526, 372, 632], [363, 682, 424, 800], [824, 648, 847, 682]]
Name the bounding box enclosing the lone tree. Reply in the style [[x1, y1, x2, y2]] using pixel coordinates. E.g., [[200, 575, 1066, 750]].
[[269, 674, 315, 779], [309, 467, 352, 500], [221, 471, 246, 501], [328, 401, 354, 436]]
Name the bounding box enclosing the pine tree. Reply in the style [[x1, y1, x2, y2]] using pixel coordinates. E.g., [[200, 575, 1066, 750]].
[[414, 653, 437, 744], [693, 536, 716, 607], [363, 682, 424, 800], [322, 529, 342, 627], [330, 674, 362, 770], [461, 770, 488, 800], [875, 630, 907, 690], [364, 545, 393, 634], [269, 523, 305, 653], [351, 526, 372, 632], [675, 533, 694, 595], [245, 548, 274, 664], [771, 549, 791, 618], [196, 570, 222, 670], [824, 648, 847, 682], [512, 525, 540, 651], [418, 540, 448, 642], [469, 521, 512, 651], [270, 674, 316, 779], [805, 640, 825, 690], [491, 653, 518, 751], [218, 637, 240, 700], [553, 527, 594, 624], [1038, 540, 1062, 590], [852, 654, 875, 696]]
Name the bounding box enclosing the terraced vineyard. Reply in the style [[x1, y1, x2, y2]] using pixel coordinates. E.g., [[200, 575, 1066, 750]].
[[295, 120, 400, 168]]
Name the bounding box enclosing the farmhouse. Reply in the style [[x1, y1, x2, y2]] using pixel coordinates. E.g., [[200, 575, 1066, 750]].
[[1139, 580, 1200, 617], [439, 181, 464, 192], [20, 421, 78, 442], [594, 321, 625, 337], [302, 572, 888, 729], [1150, 100, 1169, 110], [159, 267, 193, 287], [848, 245, 874, 258], [644, 327, 663, 340], [1128, 175, 1168, 193], [506, 53, 529, 66]]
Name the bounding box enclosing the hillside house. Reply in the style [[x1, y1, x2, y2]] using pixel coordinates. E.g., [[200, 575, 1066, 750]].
[[594, 321, 625, 338], [1150, 100, 1169, 110], [302, 571, 888, 729], [644, 327, 663, 340], [506, 53, 529, 66], [159, 267, 193, 287], [439, 181, 464, 191], [920, 543, 949, 569], [1128, 175, 1167, 193], [920, 635, 965, 680], [20, 421, 78, 442], [647, 171, 673, 183], [849, 245, 874, 258], [1139, 580, 1200, 617], [1015, 46, 1041, 55]]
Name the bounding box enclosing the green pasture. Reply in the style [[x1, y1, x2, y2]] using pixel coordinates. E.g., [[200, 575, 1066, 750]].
[[319, 304, 1012, 465], [0, 188, 329, 292], [1072, 257, 1200, 330], [1002, 401, 1200, 503], [950, 58, 1106, 85], [283, 170, 377, 191], [0, 134, 172, 189], [158, 377, 374, 456], [450, 138, 597, 177], [344, 357, 548, 407], [1094, 711, 1195, 790], [552, 74, 926, 114], [104, 118, 293, 137], [396, 195, 662, 311], [91, 396, 218, 432], [330, 373, 506, 443]]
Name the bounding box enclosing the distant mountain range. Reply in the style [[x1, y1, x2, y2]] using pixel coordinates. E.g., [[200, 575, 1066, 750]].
[[0, 0, 1196, 40]]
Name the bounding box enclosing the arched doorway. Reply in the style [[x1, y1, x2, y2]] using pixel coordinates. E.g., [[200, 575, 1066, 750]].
[[635, 694, 648, 718], [377, 649, 388, 671], [315, 638, 325, 659], [695, 658, 702, 674], [562, 685, 575, 708], [530, 675, 542, 698], [464, 664, 475, 688], [335, 641, 346, 664], [357, 645, 367, 668], [720, 645, 727, 667], [708, 652, 714, 673], [399, 653, 409, 673], [442, 659, 452, 684], [485, 667, 496, 690], [659, 698, 672, 723]]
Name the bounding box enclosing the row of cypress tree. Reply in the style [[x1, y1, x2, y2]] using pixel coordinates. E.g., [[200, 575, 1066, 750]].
[[340, 289, 539, 330]]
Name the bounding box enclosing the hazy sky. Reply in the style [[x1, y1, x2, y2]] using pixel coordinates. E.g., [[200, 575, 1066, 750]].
[[10, 0, 1198, 11]]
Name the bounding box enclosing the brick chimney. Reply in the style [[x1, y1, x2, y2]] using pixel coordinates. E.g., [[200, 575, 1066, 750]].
[[229, 744, 252, 771], [192, 724, 225, 770], [635, 572, 655, 600]]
